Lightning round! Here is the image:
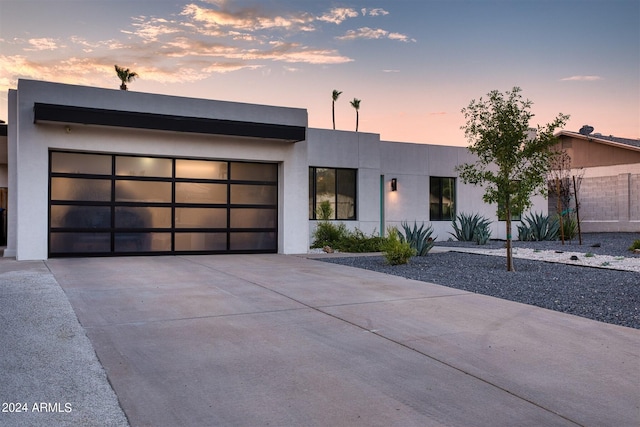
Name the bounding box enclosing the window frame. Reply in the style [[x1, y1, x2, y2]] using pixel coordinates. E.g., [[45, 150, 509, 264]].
[[309, 167, 357, 220]]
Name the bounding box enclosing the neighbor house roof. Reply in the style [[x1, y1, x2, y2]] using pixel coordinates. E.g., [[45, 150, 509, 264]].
[[556, 130, 640, 151]]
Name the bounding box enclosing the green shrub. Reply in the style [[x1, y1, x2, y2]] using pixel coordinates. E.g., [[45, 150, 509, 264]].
[[629, 239, 640, 251], [382, 227, 415, 265], [312, 223, 384, 252], [338, 228, 385, 253], [316, 200, 333, 220], [451, 213, 492, 245], [517, 212, 559, 241], [560, 215, 578, 240], [311, 221, 348, 248], [399, 221, 436, 256]]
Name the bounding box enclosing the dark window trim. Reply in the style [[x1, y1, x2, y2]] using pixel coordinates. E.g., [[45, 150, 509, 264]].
[[34, 103, 306, 142], [309, 167, 357, 220], [429, 176, 456, 221]]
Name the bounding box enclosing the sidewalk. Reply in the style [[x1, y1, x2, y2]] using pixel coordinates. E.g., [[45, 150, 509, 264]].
[[0, 259, 129, 427]]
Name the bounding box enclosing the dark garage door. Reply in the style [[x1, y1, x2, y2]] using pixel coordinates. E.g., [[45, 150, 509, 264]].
[[49, 151, 278, 257]]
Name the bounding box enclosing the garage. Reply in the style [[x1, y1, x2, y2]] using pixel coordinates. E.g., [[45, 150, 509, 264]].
[[49, 151, 278, 257]]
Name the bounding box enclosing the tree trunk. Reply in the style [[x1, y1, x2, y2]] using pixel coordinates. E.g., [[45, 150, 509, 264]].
[[355, 111, 359, 132], [573, 175, 582, 245], [505, 197, 514, 271], [556, 178, 564, 244], [332, 102, 336, 130]]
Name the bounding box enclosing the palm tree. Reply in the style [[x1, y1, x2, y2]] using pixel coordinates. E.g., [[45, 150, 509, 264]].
[[332, 89, 342, 130], [115, 65, 138, 90], [350, 98, 361, 132]]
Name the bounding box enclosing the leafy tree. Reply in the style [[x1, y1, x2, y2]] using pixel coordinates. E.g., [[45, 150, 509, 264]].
[[457, 87, 569, 271], [350, 98, 361, 132], [115, 65, 138, 90], [332, 89, 342, 130]]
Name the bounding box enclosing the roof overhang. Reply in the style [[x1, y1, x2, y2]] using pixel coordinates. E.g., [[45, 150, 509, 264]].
[[33, 103, 306, 142], [0, 124, 7, 137]]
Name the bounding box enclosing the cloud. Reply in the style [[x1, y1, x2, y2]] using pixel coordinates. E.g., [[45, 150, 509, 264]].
[[26, 38, 60, 51], [336, 27, 415, 42], [317, 7, 359, 24], [181, 3, 316, 32], [0, 1, 367, 91], [123, 16, 183, 42], [361, 8, 389, 17], [383, 69, 400, 73], [560, 75, 603, 81]]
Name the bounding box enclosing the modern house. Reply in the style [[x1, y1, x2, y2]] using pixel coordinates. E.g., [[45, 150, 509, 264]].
[[4, 79, 548, 260], [551, 129, 640, 232]]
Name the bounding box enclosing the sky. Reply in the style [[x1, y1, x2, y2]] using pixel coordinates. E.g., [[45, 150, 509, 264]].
[[0, 0, 638, 146]]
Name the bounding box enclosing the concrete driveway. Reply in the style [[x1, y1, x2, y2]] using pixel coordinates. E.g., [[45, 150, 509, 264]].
[[44, 254, 639, 427]]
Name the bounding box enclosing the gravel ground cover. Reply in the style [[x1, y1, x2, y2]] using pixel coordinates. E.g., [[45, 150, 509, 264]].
[[318, 233, 640, 329]]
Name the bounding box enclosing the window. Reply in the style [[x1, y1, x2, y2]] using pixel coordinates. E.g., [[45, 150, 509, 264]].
[[430, 177, 456, 221], [309, 167, 357, 220]]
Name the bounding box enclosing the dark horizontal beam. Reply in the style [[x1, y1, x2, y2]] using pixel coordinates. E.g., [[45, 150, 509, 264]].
[[34, 103, 306, 142]]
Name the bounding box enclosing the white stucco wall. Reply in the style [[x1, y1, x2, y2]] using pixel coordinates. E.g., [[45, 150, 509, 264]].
[[307, 131, 549, 246], [8, 79, 309, 260]]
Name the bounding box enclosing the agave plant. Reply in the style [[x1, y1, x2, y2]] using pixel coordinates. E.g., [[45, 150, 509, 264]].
[[399, 221, 436, 256], [517, 212, 559, 241], [450, 213, 492, 245]]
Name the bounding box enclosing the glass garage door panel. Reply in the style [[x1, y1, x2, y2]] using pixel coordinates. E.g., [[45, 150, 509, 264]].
[[116, 156, 172, 177], [175, 208, 226, 229], [230, 208, 276, 229], [230, 162, 277, 181], [116, 181, 172, 203], [115, 207, 171, 228], [176, 159, 228, 179], [51, 206, 111, 229], [51, 178, 111, 201], [114, 233, 171, 252], [50, 232, 111, 253], [51, 152, 112, 175], [230, 185, 277, 205], [175, 233, 227, 251], [175, 182, 227, 204], [230, 232, 276, 251]]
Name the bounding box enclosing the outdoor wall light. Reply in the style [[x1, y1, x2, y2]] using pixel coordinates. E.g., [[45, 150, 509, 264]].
[[391, 178, 397, 192]]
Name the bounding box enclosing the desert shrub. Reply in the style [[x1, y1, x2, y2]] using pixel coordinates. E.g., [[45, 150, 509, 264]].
[[311, 221, 348, 248], [450, 213, 492, 245], [382, 227, 415, 265], [629, 239, 640, 251], [399, 221, 436, 256], [518, 212, 559, 241], [338, 228, 385, 253]]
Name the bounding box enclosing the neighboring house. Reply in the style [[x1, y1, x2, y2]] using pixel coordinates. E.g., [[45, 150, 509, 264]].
[[4, 79, 547, 260], [551, 129, 640, 232]]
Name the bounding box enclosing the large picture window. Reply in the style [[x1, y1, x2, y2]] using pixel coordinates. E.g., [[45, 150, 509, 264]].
[[309, 167, 357, 220], [430, 177, 456, 221]]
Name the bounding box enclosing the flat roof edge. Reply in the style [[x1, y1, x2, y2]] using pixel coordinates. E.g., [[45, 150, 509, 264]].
[[33, 103, 306, 142]]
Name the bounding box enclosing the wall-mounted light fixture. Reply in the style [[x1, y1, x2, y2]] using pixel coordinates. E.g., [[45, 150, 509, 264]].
[[391, 178, 397, 192]]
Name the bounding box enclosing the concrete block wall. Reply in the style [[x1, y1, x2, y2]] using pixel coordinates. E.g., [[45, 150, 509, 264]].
[[575, 164, 640, 232]]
